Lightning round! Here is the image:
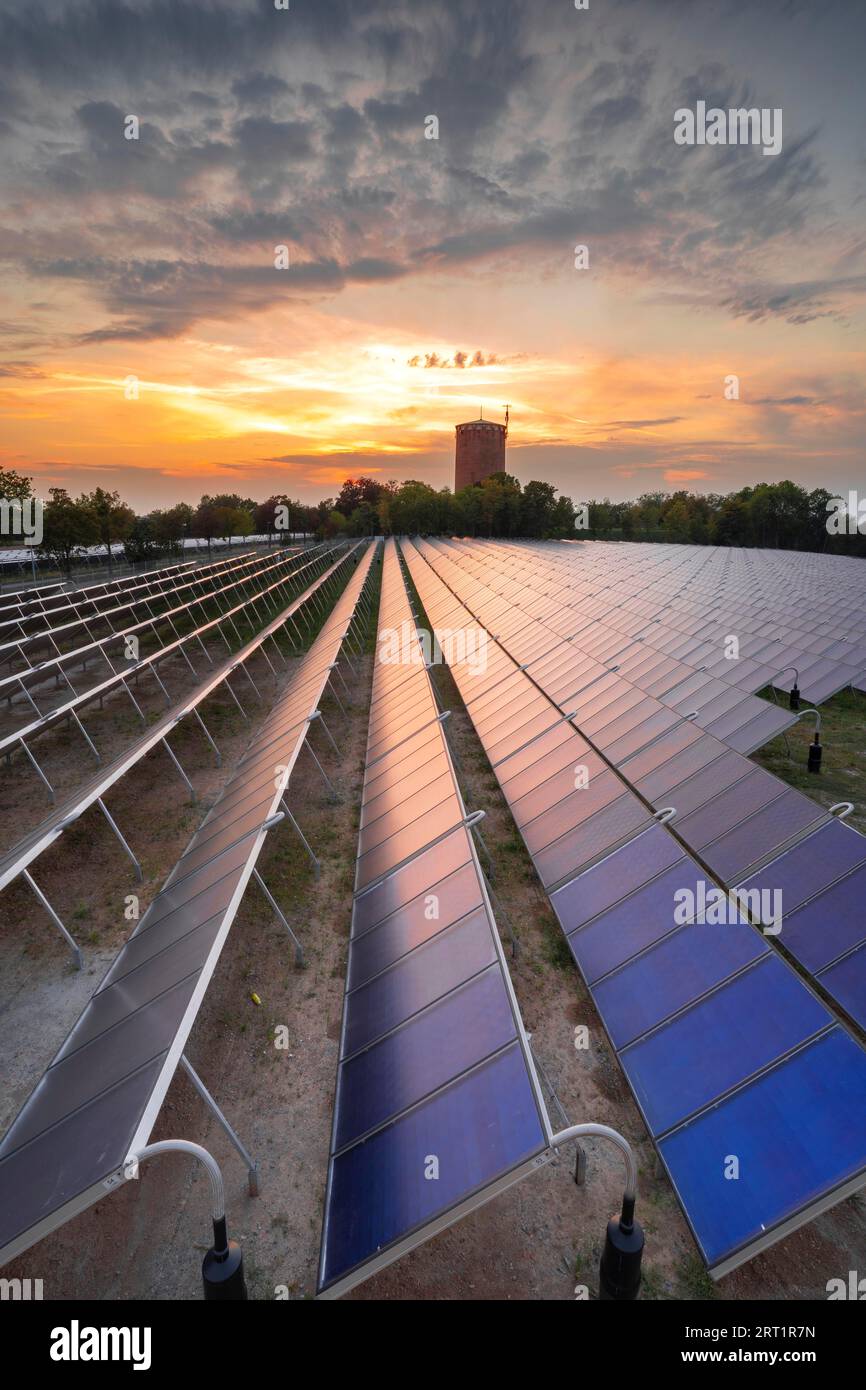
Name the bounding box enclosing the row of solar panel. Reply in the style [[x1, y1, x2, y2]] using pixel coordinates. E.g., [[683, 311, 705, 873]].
[[0, 545, 283, 669], [0, 543, 310, 716], [0, 545, 349, 899], [0, 544, 327, 775], [420, 538, 866, 1032], [0, 551, 229, 633], [440, 537, 860, 705], [403, 537, 866, 1276], [427, 539, 798, 753], [467, 540, 865, 703], [318, 540, 549, 1297], [0, 543, 375, 1270]]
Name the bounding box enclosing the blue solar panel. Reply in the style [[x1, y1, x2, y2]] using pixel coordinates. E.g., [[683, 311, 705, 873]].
[[593, 921, 768, 1049], [563, 862, 707, 984], [659, 1029, 866, 1272], [347, 863, 483, 990], [342, 910, 497, 1056], [550, 823, 684, 934], [334, 967, 517, 1150], [781, 872, 866, 973], [820, 946, 866, 1030], [320, 1042, 546, 1293], [621, 956, 832, 1136], [319, 542, 548, 1297], [399, 535, 866, 1281]]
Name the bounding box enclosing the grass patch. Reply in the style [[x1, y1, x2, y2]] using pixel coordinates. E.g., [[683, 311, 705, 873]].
[[752, 687, 866, 834]]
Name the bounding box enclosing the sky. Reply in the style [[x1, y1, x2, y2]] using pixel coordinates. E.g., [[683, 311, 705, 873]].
[[1, 0, 864, 511]]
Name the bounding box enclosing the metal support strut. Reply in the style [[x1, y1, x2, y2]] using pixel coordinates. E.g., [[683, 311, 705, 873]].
[[180, 1055, 259, 1197], [23, 869, 83, 969]]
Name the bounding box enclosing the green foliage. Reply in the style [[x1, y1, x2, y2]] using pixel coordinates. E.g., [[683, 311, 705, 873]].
[[0, 463, 33, 501], [584, 481, 862, 553]]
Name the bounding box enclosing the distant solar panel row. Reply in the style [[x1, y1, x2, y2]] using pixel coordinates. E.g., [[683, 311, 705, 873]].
[[0, 552, 220, 632], [0, 542, 375, 1269], [318, 539, 549, 1298], [456, 538, 866, 703], [0, 546, 285, 669], [0, 543, 331, 789], [415, 537, 866, 1032], [425, 538, 797, 755], [0, 544, 352, 899], [402, 537, 866, 1277], [0, 543, 310, 727]]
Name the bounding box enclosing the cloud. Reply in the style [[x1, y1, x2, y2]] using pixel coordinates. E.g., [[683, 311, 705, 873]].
[[604, 417, 684, 429], [0, 0, 863, 385], [407, 350, 500, 368], [664, 468, 710, 482]]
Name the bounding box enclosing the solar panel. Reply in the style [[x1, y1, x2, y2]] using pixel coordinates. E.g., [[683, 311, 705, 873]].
[[0, 545, 356, 937], [0, 544, 377, 1269], [318, 541, 549, 1298], [403, 535, 866, 1279]]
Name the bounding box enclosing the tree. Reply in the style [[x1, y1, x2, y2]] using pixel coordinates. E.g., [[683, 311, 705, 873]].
[[0, 464, 33, 501], [520, 480, 558, 537], [151, 502, 194, 552], [335, 477, 385, 518], [124, 515, 160, 564], [38, 488, 98, 573], [79, 487, 135, 575]]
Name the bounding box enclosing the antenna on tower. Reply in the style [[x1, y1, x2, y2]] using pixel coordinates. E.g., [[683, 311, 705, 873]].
[[504, 404, 510, 436]]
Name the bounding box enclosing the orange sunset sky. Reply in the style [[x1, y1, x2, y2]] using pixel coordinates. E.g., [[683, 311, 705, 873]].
[[1, 0, 864, 511]]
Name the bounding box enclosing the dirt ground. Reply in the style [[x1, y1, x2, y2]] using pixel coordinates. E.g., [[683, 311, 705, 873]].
[[1, 569, 865, 1301]]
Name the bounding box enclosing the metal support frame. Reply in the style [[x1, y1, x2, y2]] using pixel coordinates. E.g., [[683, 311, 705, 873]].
[[280, 798, 321, 878], [161, 737, 196, 802], [309, 707, 342, 758], [97, 797, 142, 881], [22, 869, 82, 969], [180, 1056, 259, 1197], [18, 736, 55, 802], [251, 868, 304, 966], [304, 727, 337, 796], [192, 708, 222, 765]]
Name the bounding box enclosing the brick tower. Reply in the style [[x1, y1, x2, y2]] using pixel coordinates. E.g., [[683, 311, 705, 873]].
[[454, 412, 507, 491]]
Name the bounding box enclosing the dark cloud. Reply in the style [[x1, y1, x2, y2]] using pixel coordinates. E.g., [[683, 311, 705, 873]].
[[747, 396, 817, 406], [604, 417, 685, 429], [0, 0, 861, 342]]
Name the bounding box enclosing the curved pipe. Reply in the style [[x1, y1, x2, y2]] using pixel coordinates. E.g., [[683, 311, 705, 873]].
[[550, 1122, 638, 1201], [796, 707, 821, 734], [125, 1139, 225, 1222]]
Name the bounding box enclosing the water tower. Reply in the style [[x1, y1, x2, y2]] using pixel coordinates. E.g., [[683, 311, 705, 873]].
[[454, 407, 508, 490]]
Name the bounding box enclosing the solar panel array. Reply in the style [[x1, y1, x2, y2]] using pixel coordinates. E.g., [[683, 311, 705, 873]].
[[0, 545, 308, 731], [423, 539, 798, 756], [0, 545, 356, 901], [0, 545, 330, 801], [317, 539, 549, 1298], [0, 547, 268, 667], [450, 538, 866, 705], [0, 543, 375, 1269], [415, 538, 866, 1035], [0, 553, 211, 631], [403, 536, 866, 1276]]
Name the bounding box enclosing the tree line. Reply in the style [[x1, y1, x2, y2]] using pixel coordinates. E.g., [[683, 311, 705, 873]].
[[584, 483, 865, 555], [1, 464, 863, 570]]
